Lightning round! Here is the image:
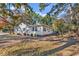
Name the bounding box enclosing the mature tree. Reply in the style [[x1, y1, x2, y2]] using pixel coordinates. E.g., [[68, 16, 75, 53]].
[[39, 3, 79, 32], [0, 3, 34, 34], [41, 15, 55, 26], [52, 19, 65, 34], [39, 3, 66, 16]]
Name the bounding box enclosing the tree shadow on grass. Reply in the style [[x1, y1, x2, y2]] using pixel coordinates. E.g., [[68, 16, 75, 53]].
[[33, 37, 77, 56], [7, 47, 40, 56]]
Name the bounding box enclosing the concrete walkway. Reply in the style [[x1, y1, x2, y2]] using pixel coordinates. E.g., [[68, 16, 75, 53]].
[[0, 32, 9, 35]]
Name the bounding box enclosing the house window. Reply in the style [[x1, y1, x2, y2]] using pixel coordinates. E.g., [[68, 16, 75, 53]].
[[17, 28, 20, 31], [35, 27, 37, 31], [32, 27, 34, 31], [17, 29, 18, 31], [32, 27, 37, 31], [43, 28, 46, 31], [23, 28, 25, 31]]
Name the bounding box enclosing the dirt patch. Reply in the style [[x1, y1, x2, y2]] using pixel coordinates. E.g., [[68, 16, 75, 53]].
[[0, 40, 22, 48]]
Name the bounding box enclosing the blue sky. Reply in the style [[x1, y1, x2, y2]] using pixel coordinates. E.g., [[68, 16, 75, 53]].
[[8, 3, 53, 16], [29, 3, 66, 17], [28, 3, 53, 16], [7, 3, 65, 17]]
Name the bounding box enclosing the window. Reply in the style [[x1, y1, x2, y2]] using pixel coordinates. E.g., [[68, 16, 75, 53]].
[[32, 27, 34, 31], [17, 28, 20, 31], [43, 28, 46, 31], [32, 27, 37, 31], [35, 27, 37, 31], [17, 29, 18, 31], [23, 28, 25, 31]]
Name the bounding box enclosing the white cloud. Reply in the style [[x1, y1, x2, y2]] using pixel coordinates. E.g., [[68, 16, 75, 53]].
[[10, 6, 15, 10], [10, 7, 46, 17], [35, 12, 46, 17]]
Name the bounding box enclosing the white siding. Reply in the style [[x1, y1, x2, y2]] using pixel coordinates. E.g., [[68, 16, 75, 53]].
[[14, 23, 53, 36], [14, 23, 27, 34]]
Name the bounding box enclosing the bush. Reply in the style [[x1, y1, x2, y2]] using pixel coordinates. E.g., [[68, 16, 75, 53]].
[[2, 28, 8, 32]]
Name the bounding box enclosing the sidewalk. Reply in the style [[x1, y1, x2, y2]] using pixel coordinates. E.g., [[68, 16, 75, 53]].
[[0, 32, 9, 35]]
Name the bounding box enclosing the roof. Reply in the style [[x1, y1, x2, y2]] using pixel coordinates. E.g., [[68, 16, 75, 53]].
[[0, 17, 9, 27], [17, 22, 53, 30], [28, 24, 53, 29]]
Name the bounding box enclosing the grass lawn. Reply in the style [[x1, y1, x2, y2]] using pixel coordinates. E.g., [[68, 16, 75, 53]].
[[0, 31, 78, 56], [0, 39, 78, 56], [0, 40, 65, 56]]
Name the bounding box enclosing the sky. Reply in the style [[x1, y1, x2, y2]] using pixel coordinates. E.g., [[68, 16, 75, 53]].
[[7, 3, 65, 17], [8, 3, 53, 17], [28, 3, 53, 17], [29, 3, 66, 17]]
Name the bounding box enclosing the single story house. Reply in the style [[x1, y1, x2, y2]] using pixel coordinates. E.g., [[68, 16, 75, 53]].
[[14, 22, 53, 36]]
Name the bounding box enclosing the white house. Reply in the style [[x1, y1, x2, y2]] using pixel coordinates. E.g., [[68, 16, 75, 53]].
[[14, 22, 53, 36], [14, 22, 28, 35]]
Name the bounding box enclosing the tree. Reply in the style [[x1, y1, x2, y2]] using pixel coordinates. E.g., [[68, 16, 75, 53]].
[[31, 13, 42, 24], [41, 15, 55, 26], [9, 3, 34, 34], [52, 19, 65, 34], [39, 3, 79, 33], [39, 3, 66, 17], [0, 3, 34, 34]]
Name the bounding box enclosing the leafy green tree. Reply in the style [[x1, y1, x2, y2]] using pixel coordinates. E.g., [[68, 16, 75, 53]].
[[41, 15, 55, 26], [39, 3, 79, 33], [0, 3, 34, 34], [52, 19, 65, 34]]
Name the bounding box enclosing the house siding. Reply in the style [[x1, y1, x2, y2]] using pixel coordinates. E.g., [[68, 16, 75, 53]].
[[14, 23, 53, 36]]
